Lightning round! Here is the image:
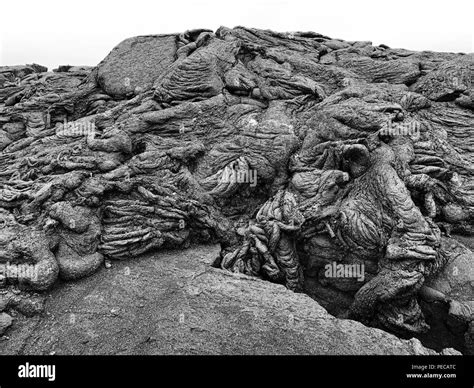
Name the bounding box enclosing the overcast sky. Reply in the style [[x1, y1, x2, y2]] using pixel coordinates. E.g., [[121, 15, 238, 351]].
[[0, 0, 472, 70]]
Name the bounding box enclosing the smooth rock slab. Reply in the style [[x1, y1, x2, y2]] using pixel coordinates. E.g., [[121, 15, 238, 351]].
[[97, 34, 177, 98]]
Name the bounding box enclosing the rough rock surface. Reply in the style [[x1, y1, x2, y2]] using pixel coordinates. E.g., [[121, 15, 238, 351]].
[[0, 245, 455, 355], [0, 26, 472, 354], [0, 312, 13, 336]]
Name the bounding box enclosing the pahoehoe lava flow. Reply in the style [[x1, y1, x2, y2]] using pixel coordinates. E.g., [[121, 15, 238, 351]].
[[0, 27, 472, 354]]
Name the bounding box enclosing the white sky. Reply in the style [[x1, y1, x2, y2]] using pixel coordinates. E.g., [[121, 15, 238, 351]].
[[0, 0, 472, 70]]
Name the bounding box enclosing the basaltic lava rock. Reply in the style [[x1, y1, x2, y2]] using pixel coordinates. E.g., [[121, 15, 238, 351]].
[[0, 27, 472, 354]]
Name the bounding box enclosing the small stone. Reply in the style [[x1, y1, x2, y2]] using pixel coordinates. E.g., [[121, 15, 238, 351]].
[[0, 313, 13, 336]]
